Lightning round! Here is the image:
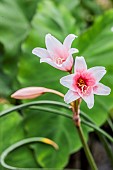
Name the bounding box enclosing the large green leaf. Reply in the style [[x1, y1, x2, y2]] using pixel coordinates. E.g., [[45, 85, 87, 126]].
[[0, 0, 30, 54], [16, 0, 39, 21], [0, 0, 41, 98]]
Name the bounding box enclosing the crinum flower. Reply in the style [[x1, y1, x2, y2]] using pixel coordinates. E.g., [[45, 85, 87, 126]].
[[60, 56, 111, 109], [32, 34, 78, 72]]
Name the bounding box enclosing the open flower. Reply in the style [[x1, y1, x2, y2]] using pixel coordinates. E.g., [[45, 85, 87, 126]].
[[60, 56, 111, 109], [32, 34, 78, 72]]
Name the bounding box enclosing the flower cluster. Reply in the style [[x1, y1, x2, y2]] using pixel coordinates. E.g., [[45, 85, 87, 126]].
[[11, 34, 111, 109], [32, 34, 111, 109]]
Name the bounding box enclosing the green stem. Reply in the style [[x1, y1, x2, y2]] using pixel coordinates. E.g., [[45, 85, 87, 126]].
[[0, 137, 58, 170], [82, 119, 113, 143], [29, 106, 72, 119], [0, 100, 70, 117], [77, 125, 98, 170], [1, 102, 113, 142], [72, 99, 98, 170]]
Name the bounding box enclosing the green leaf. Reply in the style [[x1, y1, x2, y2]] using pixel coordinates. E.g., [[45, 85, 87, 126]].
[[0, 0, 30, 54], [16, 0, 39, 21]]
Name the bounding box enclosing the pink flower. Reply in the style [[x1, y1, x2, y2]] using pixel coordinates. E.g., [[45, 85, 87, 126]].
[[60, 56, 111, 109], [32, 34, 78, 72], [11, 87, 64, 99]]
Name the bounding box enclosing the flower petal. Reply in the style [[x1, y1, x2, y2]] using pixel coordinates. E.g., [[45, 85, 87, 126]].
[[61, 55, 73, 72], [74, 56, 87, 73], [82, 93, 94, 109], [45, 34, 63, 53], [32, 48, 49, 59], [69, 48, 79, 54], [64, 90, 80, 104], [60, 74, 74, 89], [88, 66, 106, 82], [63, 34, 77, 50], [93, 83, 111, 95], [60, 74, 75, 90]]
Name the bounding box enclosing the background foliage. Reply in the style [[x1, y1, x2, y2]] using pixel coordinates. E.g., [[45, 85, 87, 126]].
[[0, 0, 113, 169]]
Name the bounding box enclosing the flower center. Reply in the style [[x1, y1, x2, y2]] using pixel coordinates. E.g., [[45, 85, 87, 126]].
[[77, 78, 87, 93], [55, 57, 65, 65]]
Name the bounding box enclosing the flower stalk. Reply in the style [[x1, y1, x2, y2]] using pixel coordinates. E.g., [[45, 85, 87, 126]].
[[72, 99, 98, 170], [77, 125, 98, 170], [72, 99, 81, 127]]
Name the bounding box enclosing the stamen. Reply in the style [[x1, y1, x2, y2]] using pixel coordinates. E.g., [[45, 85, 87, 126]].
[[77, 78, 88, 93], [55, 57, 65, 65]]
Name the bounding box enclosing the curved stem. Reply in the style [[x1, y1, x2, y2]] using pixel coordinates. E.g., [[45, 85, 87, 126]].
[[1, 101, 112, 143], [82, 120, 113, 143], [0, 137, 58, 170], [0, 100, 70, 117], [29, 106, 72, 119], [29, 106, 113, 143]]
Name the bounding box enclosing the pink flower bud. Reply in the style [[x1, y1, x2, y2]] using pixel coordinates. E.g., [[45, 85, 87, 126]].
[[11, 87, 64, 99]]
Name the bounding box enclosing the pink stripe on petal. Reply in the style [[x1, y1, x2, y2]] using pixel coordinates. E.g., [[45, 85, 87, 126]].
[[64, 90, 80, 104], [32, 48, 49, 58], [88, 66, 106, 82], [93, 83, 111, 95], [63, 34, 77, 50], [74, 56, 87, 73]]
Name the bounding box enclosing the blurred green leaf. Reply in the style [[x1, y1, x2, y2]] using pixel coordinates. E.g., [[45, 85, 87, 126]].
[[55, 0, 80, 11], [0, 0, 41, 97], [0, 0, 30, 54], [16, 0, 39, 21]]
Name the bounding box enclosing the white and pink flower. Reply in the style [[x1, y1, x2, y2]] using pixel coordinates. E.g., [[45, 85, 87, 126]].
[[60, 56, 111, 109], [32, 34, 78, 72]]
